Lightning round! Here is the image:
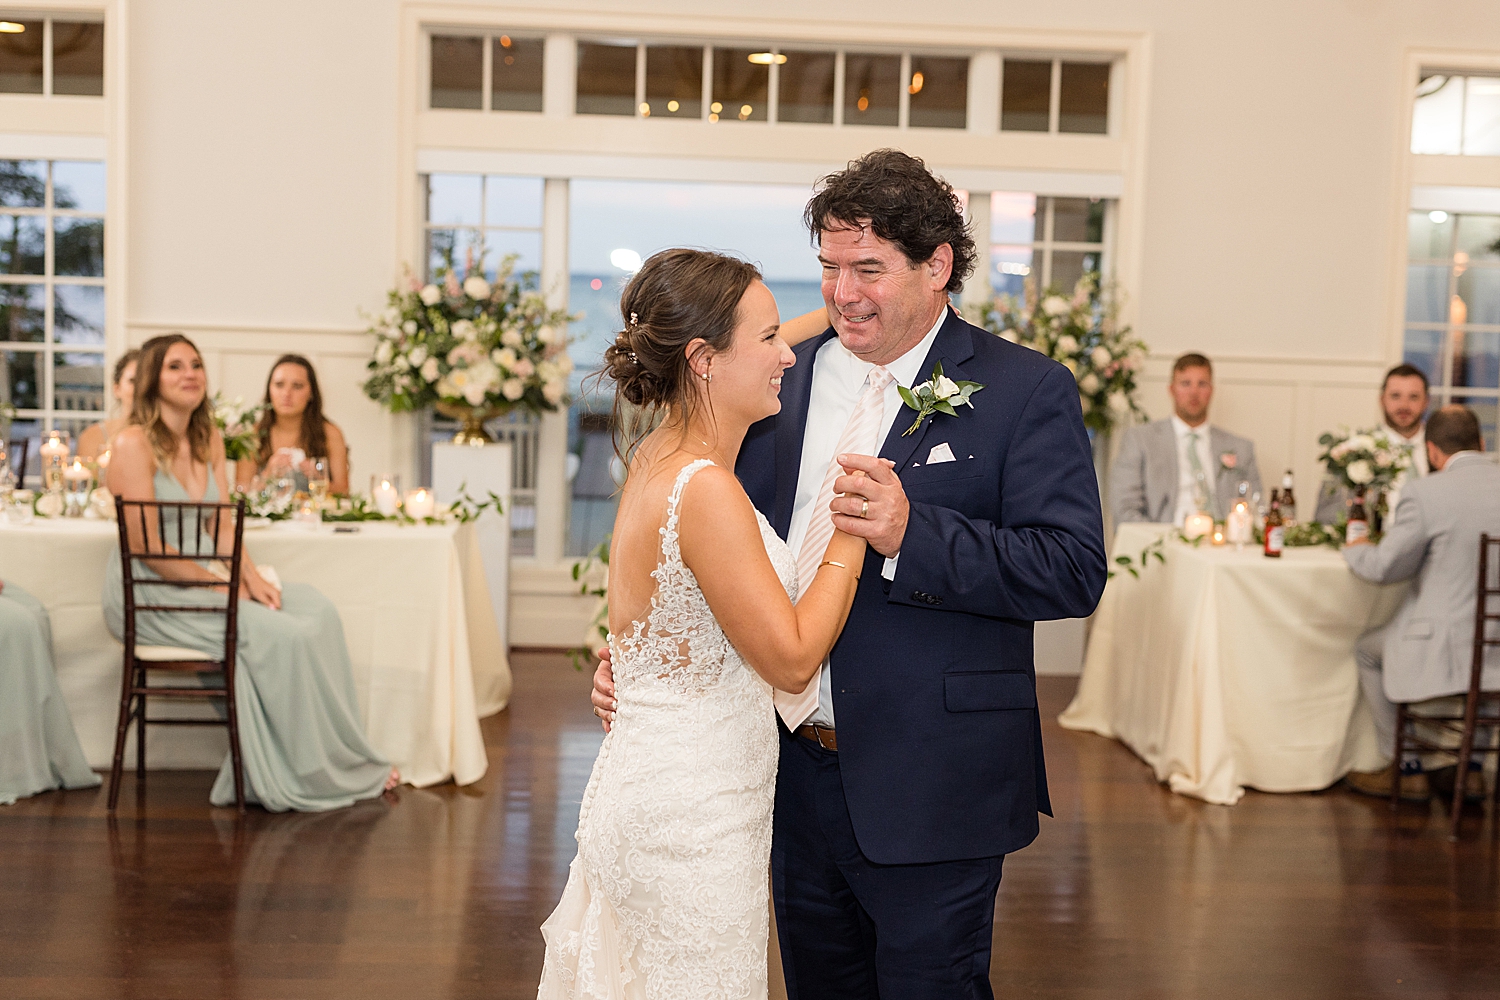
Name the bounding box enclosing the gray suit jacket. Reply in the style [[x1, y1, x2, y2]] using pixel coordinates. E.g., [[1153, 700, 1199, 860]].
[[1343, 453, 1500, 702], [1111, 419, 1262, 524]]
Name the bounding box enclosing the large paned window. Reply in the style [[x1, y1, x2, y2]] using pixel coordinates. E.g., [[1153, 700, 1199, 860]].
[[1, 159, 106, 457], [1411, 72, 1500, 156], [1404, 208, 1500, 448], [420, 172, 546, 553], [565, 179, 822, 556], [0, 17, 104, 96], [989, 193, 1108, 297]]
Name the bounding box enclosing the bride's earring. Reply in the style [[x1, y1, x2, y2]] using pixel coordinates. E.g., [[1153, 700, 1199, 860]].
[[700, 369, 712, 382]]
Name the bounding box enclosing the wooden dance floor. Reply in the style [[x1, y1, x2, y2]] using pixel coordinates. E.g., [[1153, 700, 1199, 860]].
[[3, 654, 1498, 998]]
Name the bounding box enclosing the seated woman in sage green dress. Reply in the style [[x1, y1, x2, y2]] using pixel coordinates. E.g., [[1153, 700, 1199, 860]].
[[103, 334, 398, 812], [0, 578, 102, 806]]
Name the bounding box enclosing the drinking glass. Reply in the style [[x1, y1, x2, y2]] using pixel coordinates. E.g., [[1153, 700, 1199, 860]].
[[307, 457, 330, 505]]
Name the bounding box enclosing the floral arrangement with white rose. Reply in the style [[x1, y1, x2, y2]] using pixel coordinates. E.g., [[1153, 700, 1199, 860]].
[[1317, 426, 1413, 494], [965, 272, 1148, 435], [211, 394, 265, 462], [361, 254, 577, 416]]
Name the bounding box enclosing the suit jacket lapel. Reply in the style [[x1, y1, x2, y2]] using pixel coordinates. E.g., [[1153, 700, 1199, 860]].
[[773, 332, 834, 537], [879, 310, 977, 473]]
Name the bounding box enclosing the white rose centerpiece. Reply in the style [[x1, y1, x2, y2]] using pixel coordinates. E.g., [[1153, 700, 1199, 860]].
[[965, 272, 1148, 435], [363, 254, 577, 442], [1317, 425, 1412, 496]]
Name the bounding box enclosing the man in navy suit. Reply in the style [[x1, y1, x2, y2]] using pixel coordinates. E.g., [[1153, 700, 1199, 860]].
[[596, 149, 1106, 997]]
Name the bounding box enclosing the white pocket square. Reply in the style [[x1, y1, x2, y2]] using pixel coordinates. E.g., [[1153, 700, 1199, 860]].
[[926, 442, 957, 464]]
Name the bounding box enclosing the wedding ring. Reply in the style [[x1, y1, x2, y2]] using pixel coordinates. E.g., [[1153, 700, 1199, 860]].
[[860, 499, 869, 518]]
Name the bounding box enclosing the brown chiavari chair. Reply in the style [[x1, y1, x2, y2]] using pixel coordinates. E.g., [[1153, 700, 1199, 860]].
[[6, 437, 29, 488], [109, 495, 248, 812], [1391, 533, 1500, 840]]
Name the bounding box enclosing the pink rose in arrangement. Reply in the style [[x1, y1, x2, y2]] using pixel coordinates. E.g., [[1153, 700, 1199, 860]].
[[1219, 452, 1238, 470]]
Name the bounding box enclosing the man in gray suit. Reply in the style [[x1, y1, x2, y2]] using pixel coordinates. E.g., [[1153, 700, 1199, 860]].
[[1343, 405, 1500, 800], [1313, 363, 1431, 524], [1111, 353, 1262, 525]]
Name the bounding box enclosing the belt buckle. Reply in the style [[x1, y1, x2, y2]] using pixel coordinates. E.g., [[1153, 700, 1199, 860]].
[[811, 723, 836, 752]]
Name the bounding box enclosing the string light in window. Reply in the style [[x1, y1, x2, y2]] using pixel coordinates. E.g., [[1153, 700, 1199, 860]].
[[908, 71, 925, 95]]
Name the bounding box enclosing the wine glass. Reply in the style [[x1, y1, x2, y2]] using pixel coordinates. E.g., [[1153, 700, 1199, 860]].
[[307, 457, 330, 505]]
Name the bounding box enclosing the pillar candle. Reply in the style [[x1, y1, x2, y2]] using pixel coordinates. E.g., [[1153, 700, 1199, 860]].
[[404, 488, 436, 520]]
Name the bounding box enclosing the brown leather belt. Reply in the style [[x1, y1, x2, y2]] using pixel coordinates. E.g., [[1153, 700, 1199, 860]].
[[795, 723, 837, 751]]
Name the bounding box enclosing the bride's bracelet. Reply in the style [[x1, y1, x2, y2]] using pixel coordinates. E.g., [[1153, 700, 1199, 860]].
[[819, 559, 859, 580]]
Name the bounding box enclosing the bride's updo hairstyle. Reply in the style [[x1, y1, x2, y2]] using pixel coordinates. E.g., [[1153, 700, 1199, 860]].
[[602, 248, 761, 454]]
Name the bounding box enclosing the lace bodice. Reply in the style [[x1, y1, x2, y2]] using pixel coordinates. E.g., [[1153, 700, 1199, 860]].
[[610, 458, 798, 694], [538, 459, 795, 1000]]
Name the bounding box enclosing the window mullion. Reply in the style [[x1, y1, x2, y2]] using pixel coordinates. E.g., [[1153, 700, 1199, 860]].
[[42, 19, 53, 97], [481, 32, 493, 112], [898, 52, 911, 129], [1048, 59, 1061, 134], [635, 43, 646, 116], [767, 47, 780, 125], [833, 50, 845, 126]]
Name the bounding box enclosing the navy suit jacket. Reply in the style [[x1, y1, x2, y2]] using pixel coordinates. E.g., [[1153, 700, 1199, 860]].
[[738, 309, 1107, 864]]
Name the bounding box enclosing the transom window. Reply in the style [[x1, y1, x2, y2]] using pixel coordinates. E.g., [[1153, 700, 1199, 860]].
[[0, 17, 104, 96], [1411, 71, 1500, 157], [429, 31, 544, 112], [1403, 208, 1500, 448], [1000, 58, 1110, 135], [1, 159, 106, 450], [576, 42, 977, 128]]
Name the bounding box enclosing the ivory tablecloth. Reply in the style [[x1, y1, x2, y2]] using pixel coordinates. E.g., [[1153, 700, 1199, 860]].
[[1059, 523, 1407, 804], [0, 516, 510, 788]]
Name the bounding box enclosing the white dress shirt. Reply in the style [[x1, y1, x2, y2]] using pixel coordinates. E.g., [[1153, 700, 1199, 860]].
[[1170, 414, 1216, 526], [1385, 424, 1427, 513], [787, 309, 946, 728]]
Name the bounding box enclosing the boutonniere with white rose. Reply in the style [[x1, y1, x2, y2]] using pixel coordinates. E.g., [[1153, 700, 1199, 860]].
[[897, 361, 985, 437], [1219, 452, 1238, 473]]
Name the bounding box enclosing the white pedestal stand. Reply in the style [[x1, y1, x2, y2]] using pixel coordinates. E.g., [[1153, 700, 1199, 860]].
[[432, 441, 512, 660]]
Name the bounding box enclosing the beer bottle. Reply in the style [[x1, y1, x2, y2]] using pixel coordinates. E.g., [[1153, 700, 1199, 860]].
[[1280, 470, 1297, 525], [1346, 490, 1370, 545], [1264, 495, 1285, 558]]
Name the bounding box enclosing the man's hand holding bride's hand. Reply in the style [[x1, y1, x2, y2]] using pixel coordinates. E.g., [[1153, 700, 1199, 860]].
[[829, 455, 906, 557], [591, 649, 616, 733]]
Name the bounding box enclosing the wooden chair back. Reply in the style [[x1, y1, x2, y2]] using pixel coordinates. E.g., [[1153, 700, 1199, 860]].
[[108, 496, 248, 812]]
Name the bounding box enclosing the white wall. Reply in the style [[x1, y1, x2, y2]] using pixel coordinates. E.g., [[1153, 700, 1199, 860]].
[[93, 0, 1500, 643], [124, 0, 410, 483]]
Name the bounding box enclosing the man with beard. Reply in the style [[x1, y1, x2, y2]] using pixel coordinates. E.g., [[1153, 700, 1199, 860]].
[[1314, 364, 1431, 522]]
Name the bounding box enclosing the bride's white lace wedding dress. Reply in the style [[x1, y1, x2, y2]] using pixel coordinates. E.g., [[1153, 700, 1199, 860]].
[[538, 459, 796, 1000]]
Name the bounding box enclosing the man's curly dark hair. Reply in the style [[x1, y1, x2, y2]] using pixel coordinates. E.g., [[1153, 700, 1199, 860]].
[[803, 149, 976, 294]]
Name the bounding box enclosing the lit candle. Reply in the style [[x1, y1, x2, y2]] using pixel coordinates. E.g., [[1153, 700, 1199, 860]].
[[64, 458, 90, 484], [1225, 500, 1253, 547], [39, 433, 69, 460], [404, 487, 436, 520], [1211, 527, 1226, 546], [1184, 512, 1214, 540], [96, 448, 111, 471], [372, 478, 400, 516]]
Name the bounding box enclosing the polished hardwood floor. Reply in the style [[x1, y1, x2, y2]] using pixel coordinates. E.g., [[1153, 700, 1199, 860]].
[[3, 656, 1498, 999]]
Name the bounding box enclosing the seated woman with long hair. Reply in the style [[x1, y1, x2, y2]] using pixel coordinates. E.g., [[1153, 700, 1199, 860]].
[[234, 354, 350, 494], [76, 349, 141, 461], [103, 334, 397, 811]]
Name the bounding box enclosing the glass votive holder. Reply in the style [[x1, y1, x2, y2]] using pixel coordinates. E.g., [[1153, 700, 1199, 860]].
[[370, 474, 401, 516], [291, 498, 321, 528], [63, 460, 93, 517], [9, 489, 35, 524], [403, 487, 436, 520], [39, 429, 71, 493]]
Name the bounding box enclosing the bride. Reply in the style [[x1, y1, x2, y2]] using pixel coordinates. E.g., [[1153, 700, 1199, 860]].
[[537, 249, 864, 1000]]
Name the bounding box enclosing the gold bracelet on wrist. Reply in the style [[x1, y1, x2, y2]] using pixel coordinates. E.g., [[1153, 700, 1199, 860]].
[[819, 559, 860, 581]]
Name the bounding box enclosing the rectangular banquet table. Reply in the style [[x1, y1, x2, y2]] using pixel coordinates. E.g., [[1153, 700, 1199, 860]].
[[1058, 522, 1408, 805], [0, 516, 510, 788]]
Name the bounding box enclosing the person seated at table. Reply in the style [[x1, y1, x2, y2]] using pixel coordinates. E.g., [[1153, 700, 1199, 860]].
[[104, 334, 398, 811], [0, 578, 103, 806], [1343, 405, 1500, 801], [234, 354, 350, 495], [1111, 353, 1262, 525], [76, 349, 141, 461], [1313, 363, 1431, 524]]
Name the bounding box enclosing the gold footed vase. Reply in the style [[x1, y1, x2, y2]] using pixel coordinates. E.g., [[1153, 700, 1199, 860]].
[[435, 401, 512, 447]]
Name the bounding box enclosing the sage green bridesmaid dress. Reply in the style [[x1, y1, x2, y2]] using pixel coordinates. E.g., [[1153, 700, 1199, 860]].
[[102, 469, 390, 812], [0, 581, 102, 805]]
